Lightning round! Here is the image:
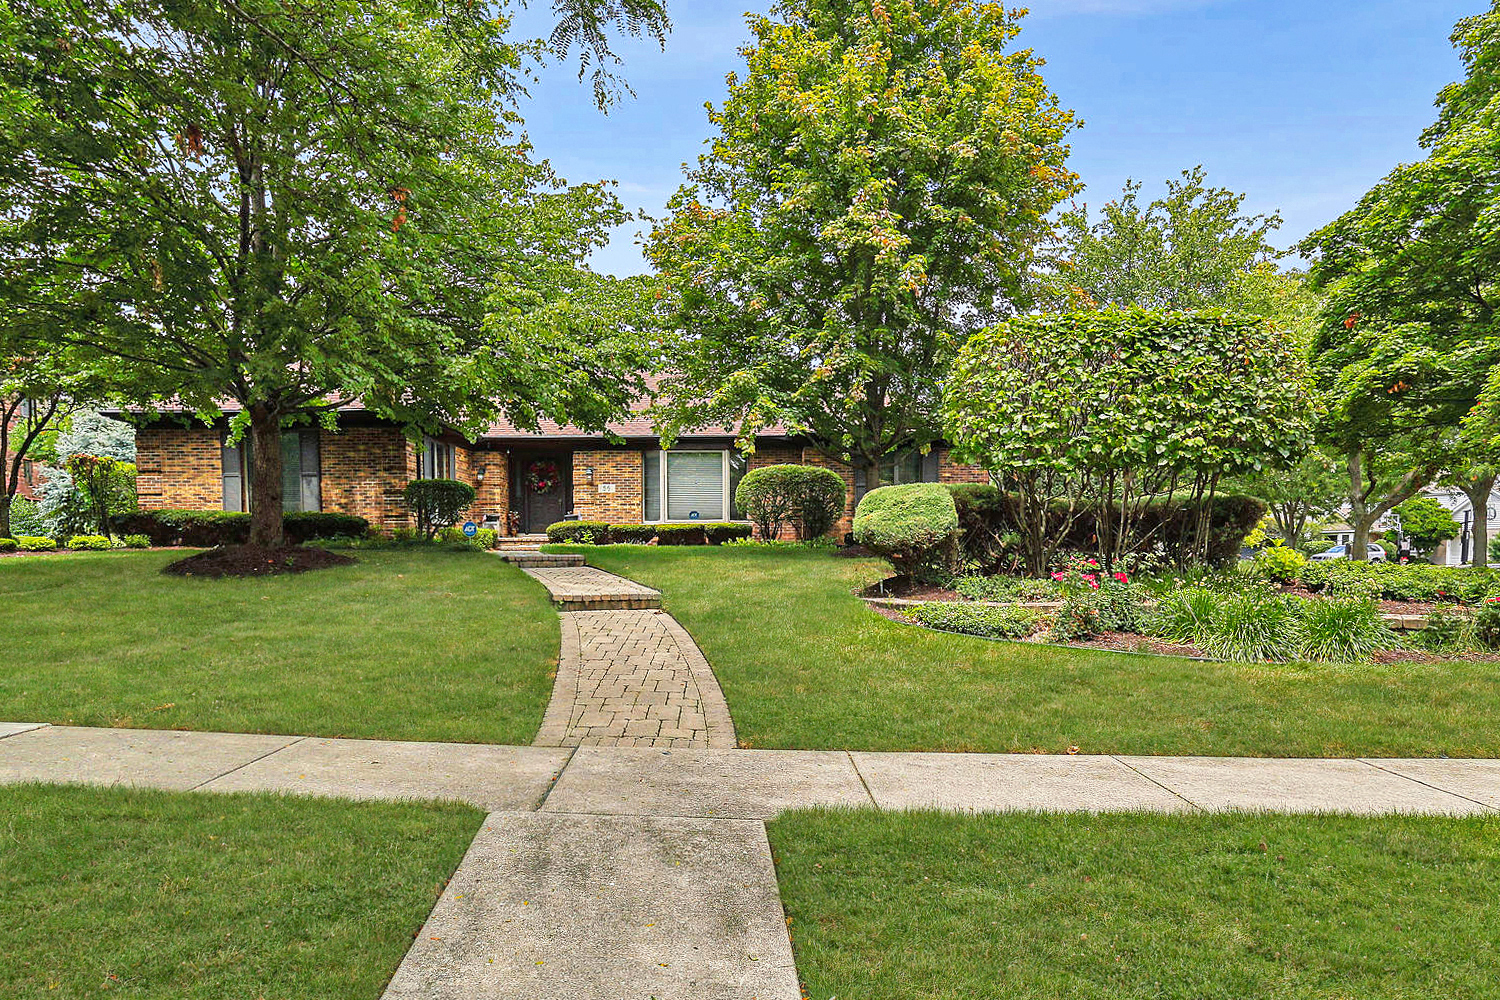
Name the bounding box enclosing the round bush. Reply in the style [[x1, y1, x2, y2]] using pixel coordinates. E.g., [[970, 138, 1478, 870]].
[[734, 464, 847, 540], [546, 521, 610, 544], [403, 479, 476, 539], [1253, 543, 1307, 584], [122, 534, 151, 549], [0, 538, 16, 553], [17, 536, 57, 552], [852, 483, 960, 583], [66, 535, 113, 551]]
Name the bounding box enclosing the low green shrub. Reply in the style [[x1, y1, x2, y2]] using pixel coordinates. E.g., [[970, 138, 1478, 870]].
[[546, 521, 611, 544], [734, 464, 847, 540], [403, 479, 476, 539], [702, 522, 752, 545], [122, 534, 151, 549], [1301, 560, 1497, 604], [436, 525, 499, 550], [854, 483, 960, 584], [1297, 598, 1397, 663], [284, 512, 371, 544], [66, 534, 112, 551], [905, 602, 1045, 640], [17, 535, 57, 551], [1254, 543, 1307, 584], [609, 524, 657, 544], [656, 524, 706, 546], [110, 509, 369, 547], [953, 575, 1060, 603], [0, 538, 16, 553]]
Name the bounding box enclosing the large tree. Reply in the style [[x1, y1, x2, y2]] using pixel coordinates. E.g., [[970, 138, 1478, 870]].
[[1048, 166, 1289, 315], [1300, 3, 1500, 559], [1, 0, 660, 547], [645, 0, 1079, 486]]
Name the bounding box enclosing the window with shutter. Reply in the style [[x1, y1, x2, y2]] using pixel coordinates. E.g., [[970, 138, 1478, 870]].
[[222, 439, 245, 511]]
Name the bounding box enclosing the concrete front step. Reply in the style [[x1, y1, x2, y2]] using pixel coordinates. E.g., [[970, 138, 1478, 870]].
[[499, 552, 585, 568]]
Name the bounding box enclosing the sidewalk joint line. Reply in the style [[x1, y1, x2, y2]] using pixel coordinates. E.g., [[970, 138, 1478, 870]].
[[187, 735, 307, 792], [1109, 755, 1205, 812], [1356, 758, 1498, 812], [532, 745, 578, 811], [847, 751, 879, 807]]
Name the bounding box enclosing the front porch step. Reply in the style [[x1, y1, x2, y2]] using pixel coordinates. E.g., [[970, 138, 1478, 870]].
[[521, 567, 663, 612], [496, 534, 549, 551], [499, 552, 586, 568]]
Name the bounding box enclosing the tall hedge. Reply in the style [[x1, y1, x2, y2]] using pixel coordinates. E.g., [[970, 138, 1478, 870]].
[[109, 509, 369, 547]]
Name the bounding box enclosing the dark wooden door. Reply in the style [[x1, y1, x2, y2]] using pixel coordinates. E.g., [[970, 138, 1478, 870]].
[[523, 456, 569, 532]]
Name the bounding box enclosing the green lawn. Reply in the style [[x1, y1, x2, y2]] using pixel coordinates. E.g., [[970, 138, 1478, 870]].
[[567, 545, 1500, 756], [1, 550, 556, 743], [0, 783, 480, 998], [769, 808, 1500, 1000]]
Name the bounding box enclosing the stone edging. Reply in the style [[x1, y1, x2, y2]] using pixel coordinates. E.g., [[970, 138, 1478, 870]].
[[533, 611, 583, 746], [657, 612, 738, 750]]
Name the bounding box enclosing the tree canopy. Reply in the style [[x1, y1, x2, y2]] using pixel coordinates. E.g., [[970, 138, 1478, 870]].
[[0, 0, 657, 545], [645, 0, 1079, 484]]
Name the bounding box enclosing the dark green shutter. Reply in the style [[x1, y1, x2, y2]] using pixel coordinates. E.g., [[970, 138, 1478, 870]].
[[222, 439, 244, 511], [299, 430, 321, 512]]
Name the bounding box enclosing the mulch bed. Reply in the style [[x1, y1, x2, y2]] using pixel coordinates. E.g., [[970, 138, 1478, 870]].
[[1279, 586, 1456, 616], [162, 545, 355, 578], [861, 575, 962, 601]]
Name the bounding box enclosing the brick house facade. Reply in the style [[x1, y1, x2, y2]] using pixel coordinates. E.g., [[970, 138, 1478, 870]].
[[125, 404, 990, 538]]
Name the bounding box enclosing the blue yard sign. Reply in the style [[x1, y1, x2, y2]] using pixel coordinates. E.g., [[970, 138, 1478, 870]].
[[462, 521, 478, 537]]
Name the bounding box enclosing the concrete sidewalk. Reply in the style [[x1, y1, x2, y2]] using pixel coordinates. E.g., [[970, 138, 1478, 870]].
[[3, 723, 1495, 816]]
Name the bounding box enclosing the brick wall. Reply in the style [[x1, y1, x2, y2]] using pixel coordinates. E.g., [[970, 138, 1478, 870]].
[[938, 447, 989, 484], [135, 427, 223, 510], [572, 448, 644, 522], [320, 425, 410, 528], [471, 450, 510, 530]]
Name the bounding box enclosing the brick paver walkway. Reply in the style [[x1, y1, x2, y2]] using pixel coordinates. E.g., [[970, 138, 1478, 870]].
[[521, 566, 662, 610], [535, 609, 736, 748]]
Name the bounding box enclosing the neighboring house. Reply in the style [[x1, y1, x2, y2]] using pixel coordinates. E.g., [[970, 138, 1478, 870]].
[[1322, 487, 1500, 565], [3, 405, 44, 501], [115, 400, 988, 537]]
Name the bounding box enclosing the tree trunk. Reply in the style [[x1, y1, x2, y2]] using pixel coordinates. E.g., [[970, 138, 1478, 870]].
[[0, 492, 11, 540], [247, 404, 285, 547], [1463, 475, 1496, 568], [1347, 450, 1371, 562]]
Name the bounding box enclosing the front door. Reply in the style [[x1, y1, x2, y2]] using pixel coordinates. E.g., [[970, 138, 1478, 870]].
[[522, 455, 569, 532]]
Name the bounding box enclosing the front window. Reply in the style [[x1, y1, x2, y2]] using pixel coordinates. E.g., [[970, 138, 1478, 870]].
[[419, 436, 456, 480], [643, 449, 743, 523], [879, 448, 936, 485]]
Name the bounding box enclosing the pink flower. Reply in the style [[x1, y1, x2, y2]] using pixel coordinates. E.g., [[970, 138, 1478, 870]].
[[1113, 572, 1129, 584], [1051, 572, 1066, 581], [1087, 559, 1099, 567], [1088, 580, 1099, 590]]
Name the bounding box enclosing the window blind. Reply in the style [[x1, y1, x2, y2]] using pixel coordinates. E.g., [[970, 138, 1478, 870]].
[[666, 452, 725, 521]]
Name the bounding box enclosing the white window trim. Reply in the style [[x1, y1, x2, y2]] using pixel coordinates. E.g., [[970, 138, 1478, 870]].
[[642, 448, 750, 524]]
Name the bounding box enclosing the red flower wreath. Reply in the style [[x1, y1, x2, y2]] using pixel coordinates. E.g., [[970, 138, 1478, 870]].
[[528, 460, 560, 494]]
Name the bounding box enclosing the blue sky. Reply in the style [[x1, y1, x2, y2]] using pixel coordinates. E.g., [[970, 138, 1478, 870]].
[[512, 0, 1482, 277]]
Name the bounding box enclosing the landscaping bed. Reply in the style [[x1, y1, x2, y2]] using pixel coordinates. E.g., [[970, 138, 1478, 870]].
[[0, 783, 480, 998], [770, 808, 1500, 1000], [562, 545, 1500, 757]]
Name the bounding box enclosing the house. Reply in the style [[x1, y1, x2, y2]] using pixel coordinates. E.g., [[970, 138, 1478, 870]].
[[1322, 486, 1500, 566], [3, 406, 45, 501], [120, 400, 989, 537]]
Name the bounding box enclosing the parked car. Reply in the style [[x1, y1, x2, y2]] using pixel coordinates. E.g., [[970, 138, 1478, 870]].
[[1309, 543, 1388, 563]]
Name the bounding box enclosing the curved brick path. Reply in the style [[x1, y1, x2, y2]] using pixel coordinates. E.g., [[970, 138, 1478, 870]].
[[522, 563, 738, 750]]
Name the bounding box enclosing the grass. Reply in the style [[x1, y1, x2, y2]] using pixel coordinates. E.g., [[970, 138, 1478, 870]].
[[565, 545, 1500, 756], [0, 549, 557, 743], [0, 783, 481, 998], [768, 808, 1500, 1000]]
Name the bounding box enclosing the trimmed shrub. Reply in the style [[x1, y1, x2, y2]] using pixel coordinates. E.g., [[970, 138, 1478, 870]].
[[122, 534, 151, 549], [953, 574, 1060, 603], [656, 524, 706, 546], [1301, 560, 1497, 604], [66, 534, 113, 551], [436, 525, 499, 550], [703, 522, 752, 545], [609, 524, 657, 544], [853, 483, 960, 583], [0, 538, 16, 553], [109, 509, 368, 547], [403, 479, 476, 540], [17, 536, 57, 551], [905, 602, 1044, 640], [546, 520, 610, 544], [1254, 543, 1307, 584], [734, 464, 847, 540]]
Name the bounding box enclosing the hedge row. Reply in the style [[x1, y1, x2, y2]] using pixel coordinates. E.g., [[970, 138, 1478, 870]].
[[544, 521, 753, 546], [110, 509, 370, 547], [947, 484, 1264, 569]]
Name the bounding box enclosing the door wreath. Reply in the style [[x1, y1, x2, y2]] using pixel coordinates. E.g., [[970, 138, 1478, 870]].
[[527, 460, 561, 494]]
